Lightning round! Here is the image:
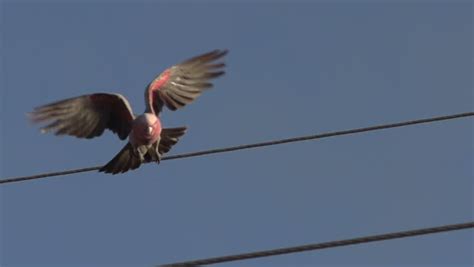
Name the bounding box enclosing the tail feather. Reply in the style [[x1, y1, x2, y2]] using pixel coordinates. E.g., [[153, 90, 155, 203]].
[[100, 126, 187, 174], [159, 126, 187, 155], [99, 143, 142, 174], [145, 126, 187, 163]]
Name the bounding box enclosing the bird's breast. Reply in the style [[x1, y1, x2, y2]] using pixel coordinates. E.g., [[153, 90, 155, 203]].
[[130, 119, 162, 146]]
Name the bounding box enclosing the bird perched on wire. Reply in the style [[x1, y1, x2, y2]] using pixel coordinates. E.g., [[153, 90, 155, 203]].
[[29, 49, 228, 174]]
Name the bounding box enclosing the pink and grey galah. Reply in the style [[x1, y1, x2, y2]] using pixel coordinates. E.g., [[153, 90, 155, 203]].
[[30, 49, 228, 174]]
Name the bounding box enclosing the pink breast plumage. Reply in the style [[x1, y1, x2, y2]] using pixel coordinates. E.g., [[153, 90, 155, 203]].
[[130, 116, 162, 146]]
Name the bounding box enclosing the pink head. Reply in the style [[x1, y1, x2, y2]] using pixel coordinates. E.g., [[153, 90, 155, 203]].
[[130, 113, 162, 145]]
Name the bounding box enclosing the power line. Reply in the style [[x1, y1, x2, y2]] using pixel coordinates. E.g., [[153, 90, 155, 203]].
[[1, 111, 472, 185], [159, 221, 474, 266]]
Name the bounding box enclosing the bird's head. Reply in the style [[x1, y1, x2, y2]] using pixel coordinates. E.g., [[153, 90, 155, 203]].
[[132, 113, 162, 142]]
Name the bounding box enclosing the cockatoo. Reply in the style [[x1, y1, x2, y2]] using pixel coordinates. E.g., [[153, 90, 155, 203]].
[[29, 49, 228, 174]]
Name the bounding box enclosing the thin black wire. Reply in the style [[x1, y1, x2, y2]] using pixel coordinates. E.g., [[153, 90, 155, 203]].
[[1, 111, 472, 185], [159, 221, 474, 266]]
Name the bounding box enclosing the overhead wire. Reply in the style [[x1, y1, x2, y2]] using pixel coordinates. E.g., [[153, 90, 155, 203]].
[[0, 111, 472, 185], [159, 221, 474, 266]]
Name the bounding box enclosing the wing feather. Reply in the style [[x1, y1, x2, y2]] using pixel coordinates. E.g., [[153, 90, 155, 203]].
[[145, 49, 228, 114], [30, 93, 135, 140]]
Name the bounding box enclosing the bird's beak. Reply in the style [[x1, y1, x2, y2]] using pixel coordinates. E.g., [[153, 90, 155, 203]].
[[147, 126, 153, 134]]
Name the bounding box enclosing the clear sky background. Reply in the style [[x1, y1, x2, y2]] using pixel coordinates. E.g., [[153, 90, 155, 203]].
[[1, 1, 472, 267]]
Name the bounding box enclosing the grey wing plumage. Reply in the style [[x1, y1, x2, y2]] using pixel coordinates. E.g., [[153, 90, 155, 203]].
[[29, 93, 135, 140], [146, 49, 228, 114]]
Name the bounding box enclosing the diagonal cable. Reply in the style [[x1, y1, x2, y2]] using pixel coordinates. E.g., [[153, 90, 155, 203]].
[[0, 111, 472, 185], [159, 221, 474, 266]]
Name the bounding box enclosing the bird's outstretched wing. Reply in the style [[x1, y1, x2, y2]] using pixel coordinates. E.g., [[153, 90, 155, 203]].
[[29, 93, 135, 140], [145, 49, 228, 114]]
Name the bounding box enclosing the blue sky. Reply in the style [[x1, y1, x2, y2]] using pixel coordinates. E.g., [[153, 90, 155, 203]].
[[1, 1, 472, 266]]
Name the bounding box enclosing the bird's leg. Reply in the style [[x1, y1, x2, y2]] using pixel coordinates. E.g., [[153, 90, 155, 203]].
[[154, 141, 162, 163], [136, 145, 148, 162]]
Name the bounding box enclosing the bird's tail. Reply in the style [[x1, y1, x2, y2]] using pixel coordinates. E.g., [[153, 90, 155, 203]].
[[99, 126, 187, 174], [145, 126, 187, 163], [99, 142, 141, 174]]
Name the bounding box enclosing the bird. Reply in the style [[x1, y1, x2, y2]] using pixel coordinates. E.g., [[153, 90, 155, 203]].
[[29, 49, 228, 174]]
